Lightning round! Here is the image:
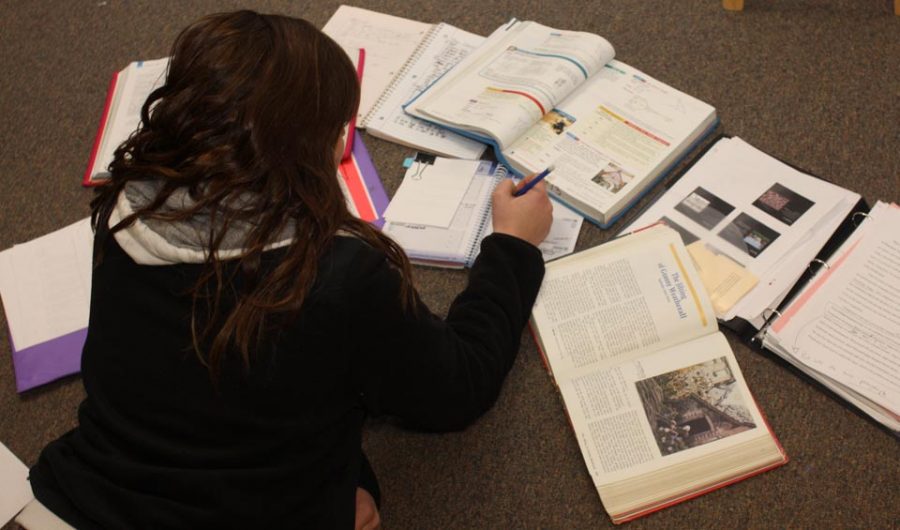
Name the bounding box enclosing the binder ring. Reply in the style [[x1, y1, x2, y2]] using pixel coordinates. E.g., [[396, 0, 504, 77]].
[[761, 308, 782, 322], [752, 308, 782, 345], [851, 211, 869, 226], [810, 258, 830, 270]]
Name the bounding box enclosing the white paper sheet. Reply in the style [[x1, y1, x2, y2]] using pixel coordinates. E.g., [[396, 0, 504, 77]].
[[0, 442, 33, 526], [384, 158, 480, 228], [0, 218, 94, 351], [768, 202, 900, 414]]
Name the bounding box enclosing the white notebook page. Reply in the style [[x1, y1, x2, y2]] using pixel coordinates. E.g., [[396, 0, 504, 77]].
[[323, 6, 431, 122]]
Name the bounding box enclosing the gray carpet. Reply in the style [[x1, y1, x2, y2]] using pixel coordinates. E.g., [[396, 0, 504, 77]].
[[1, 1, 898, 528]]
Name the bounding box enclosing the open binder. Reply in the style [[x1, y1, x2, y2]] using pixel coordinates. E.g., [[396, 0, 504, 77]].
[[622, 135, 897, 434], [753, 203, 898, 434]]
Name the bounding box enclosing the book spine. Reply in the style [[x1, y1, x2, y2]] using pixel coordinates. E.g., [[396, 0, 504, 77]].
[[464, 164, 507, 268], [361, 23, 441, 129], [83, 70, 121, 187]]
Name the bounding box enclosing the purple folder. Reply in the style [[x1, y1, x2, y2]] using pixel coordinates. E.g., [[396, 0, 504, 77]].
[[10, 329, 86, 392]]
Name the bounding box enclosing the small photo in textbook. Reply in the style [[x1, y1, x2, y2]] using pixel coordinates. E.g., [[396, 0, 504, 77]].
[[718, 213, 780, 258], [659, 216, 700, 245], [541, 109, 576, 135], [591, 162, 634, 194], [752, 182, 815, 226], [636, 357, 757, 457], [674, 187, 735, 230]]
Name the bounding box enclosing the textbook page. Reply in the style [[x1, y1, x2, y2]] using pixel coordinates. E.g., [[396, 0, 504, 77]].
[[0, 442, 32, 526], [767, 202, 900, 415], [0, 218, 93, 351], [323, 6, 431, 122], [364, 23, 487, 159], [625, 137, 859, 322], [407, 20, 615, 150], [91, 58, 168, 178], [558, 333, 769, 486], [505, 60, 715, 218], [531, 226, 716, 381]]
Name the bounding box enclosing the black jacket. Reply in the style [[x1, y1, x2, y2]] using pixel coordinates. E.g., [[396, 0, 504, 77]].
[[30, 231, 545, 529]]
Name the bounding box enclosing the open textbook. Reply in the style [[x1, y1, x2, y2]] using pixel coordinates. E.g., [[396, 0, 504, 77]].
[[382, 155, 583, 268], [405, 19, 718, 227], [84, 47, 366, 186], [84, 58, 168, 186], [530, 225, 786, 523], [624, 137, 863, 329], [760, 201, 900, 433]]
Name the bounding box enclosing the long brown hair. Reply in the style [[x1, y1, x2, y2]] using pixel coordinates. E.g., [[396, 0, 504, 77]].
[[91, 11, 414, 378]]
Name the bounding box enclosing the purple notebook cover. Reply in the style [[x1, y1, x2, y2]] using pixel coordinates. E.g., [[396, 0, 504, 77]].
[[10, 328, 86, 392], [352, 134, 389, 228]]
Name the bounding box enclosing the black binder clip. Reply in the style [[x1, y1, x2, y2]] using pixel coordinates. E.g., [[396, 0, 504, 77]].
[[851, 211, 869, 227], [409, 153, 436, 180]]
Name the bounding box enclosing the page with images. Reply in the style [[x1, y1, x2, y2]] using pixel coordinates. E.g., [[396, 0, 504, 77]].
[[624, 137, 859, 322], [767, 202, 900, 416], [323, 6, 431, 122], [531, 225, 716, 381], [407, 20, 615, 150], [557, 332, 768, 486], [504, 60, 715, 216], [91, 58, 168, 178], [364, 23, 487, 159]]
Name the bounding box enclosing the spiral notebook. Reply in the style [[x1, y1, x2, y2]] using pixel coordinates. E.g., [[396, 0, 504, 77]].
[[361, 23, 487, 159], [383, 155, 505, 268], [383, 154, 583, 268]]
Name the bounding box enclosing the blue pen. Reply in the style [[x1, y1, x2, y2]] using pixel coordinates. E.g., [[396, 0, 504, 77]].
[[514, 166, 554, 197]]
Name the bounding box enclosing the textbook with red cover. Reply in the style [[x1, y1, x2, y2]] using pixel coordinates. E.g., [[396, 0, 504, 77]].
[[529, 225, 787, 523], [84, 49, 364, 185], [83, 58, 169, 186]]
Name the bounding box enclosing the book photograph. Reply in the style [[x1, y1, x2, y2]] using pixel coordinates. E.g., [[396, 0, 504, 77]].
[[674, 187, 735, 230], [591, 161, 634, 194], [717, 212, 781, 258], [637, 357, 757, 456], [752, 182, 816, 226]]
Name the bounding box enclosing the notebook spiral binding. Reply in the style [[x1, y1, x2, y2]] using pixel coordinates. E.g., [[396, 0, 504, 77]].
[[360, 23, 443, 128], [464, 164, 508, 268]]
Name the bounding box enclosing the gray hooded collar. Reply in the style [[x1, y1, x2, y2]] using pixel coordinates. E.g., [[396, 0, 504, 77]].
[[111, 180, 295, 265]]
